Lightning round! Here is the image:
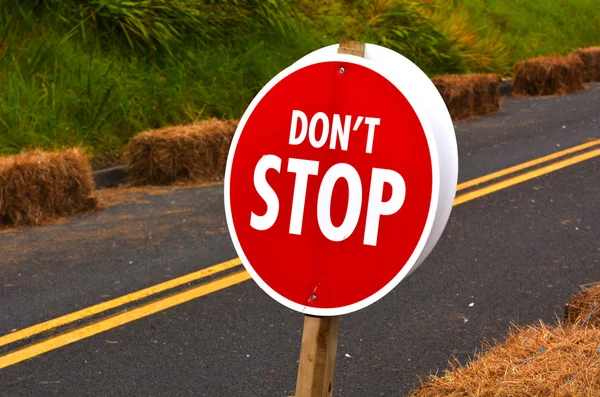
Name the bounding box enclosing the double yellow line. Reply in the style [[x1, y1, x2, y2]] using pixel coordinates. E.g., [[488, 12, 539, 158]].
[[454, 139, 600, 205], [1, 138, 600, 370], [0, 259, 243, 349], [0, 270, 251, 369]]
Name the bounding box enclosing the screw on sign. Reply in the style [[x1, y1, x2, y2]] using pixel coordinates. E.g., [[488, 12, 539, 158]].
[[224, 42, 458, 397]]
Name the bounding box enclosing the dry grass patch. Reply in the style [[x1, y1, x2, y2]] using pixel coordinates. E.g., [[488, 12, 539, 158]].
[[513, 55, 585, 96], [125, 118, 238, 185], [432, 74, 500, 121], [565, 283, 600, 327], [573, 47, 600, 82], [0, 149, 99, 227], [411, 323, 600, 397]]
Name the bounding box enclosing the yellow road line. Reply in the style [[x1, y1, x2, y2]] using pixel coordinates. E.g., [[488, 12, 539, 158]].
[[457, 139, 600, 191], [0, 270, 252, 370], [0, 258, 242, 348], [1, 142, 599, 369], [454, 148, 600, 206]]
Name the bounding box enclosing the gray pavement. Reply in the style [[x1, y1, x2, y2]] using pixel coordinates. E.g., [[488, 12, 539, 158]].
[[0, 83, 599, 396]]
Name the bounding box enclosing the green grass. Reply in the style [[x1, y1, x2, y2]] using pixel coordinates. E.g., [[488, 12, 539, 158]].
[[0, 0, 324, 157], [0, 0, 598, 158], [434, 0, 600, 64]]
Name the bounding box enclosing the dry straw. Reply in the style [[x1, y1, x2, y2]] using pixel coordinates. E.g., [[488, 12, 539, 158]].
[[0, 149, 98, 226], [573, 47, 600, 83], [565, 283, 600, 327], [125, 118, 239, 185], [432, 74, 500, 121], [411, 323, 600, 397], [513, 55, 585, 96]]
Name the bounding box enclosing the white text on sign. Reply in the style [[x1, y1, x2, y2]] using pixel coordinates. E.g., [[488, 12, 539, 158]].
[[250, 110, 405, 246]]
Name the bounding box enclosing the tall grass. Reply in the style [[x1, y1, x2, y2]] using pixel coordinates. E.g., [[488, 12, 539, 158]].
[[0, 0, 320, 156], [0, 0, 597, 157], [432, 0, 600, 67], [298, 0, 469, 74]]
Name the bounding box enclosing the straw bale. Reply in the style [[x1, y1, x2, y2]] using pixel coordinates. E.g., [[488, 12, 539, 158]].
[[432, 74, 500, 121], [0, 149, 98, 226], [573, 47, 600, 82], [125, 119, 238, 185], [513, 55, 585, 96], [412, 323, 600, 397], [565, 283, 600, 327]]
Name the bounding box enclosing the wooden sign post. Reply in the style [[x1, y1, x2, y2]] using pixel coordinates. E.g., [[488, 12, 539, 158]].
[[294, 316, 340, 397], [292, 41, 365, 397], [336, 40, 366, 57]]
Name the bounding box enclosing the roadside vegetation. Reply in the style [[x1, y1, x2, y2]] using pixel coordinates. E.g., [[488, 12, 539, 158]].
[[0, 0, 598, 158], [433, 0, 600, 65]]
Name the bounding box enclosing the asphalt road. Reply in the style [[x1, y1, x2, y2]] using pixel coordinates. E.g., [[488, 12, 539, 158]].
[[1, 83, 599, 396]]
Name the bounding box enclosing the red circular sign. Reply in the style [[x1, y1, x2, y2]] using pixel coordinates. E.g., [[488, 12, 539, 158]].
[[225, 57, 436, 315]]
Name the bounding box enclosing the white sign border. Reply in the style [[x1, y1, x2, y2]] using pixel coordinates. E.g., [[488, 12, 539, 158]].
[[224, 53, 441, 316]]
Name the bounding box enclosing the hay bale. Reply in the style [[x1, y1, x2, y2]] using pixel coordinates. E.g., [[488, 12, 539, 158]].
[[431, 74, 500, 121], [573, 47, 600, 82], [0, 149, 98, 227], [411, 323, 600, 397], [565, 283, 600, 327], [513, 55, 585, 96], [125, 119, 238, 185]]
